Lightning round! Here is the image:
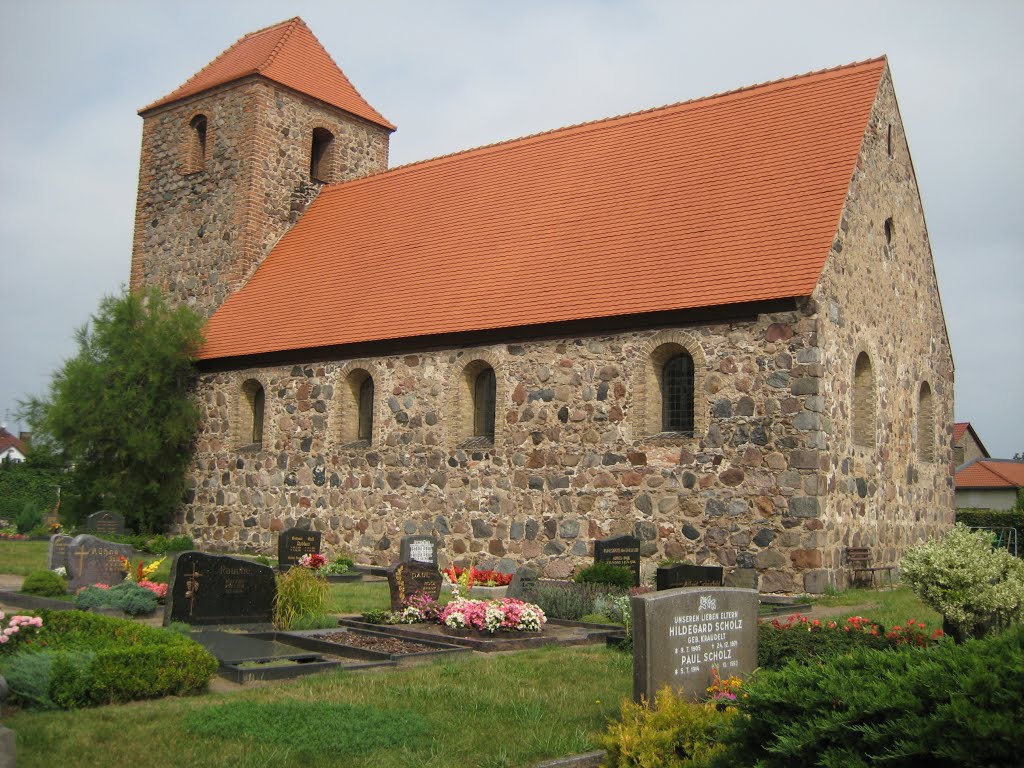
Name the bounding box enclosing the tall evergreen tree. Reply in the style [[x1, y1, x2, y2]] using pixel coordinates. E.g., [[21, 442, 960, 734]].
[[22, 288, 204, 532]]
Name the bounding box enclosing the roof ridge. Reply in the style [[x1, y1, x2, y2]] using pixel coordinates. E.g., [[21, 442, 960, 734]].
[[326, 55, 886, 188], [258, 17, 303, 74]]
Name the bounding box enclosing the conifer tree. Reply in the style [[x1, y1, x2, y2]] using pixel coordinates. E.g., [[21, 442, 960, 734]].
[[22, 288, 204, 532]]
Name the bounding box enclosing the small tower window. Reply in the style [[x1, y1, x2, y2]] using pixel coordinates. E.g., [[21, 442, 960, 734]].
[[240, 378, 266, 448], [310, 127, 334, 182], [886, 123, 893, 158], [189, 114, 208, 172], [853, 352, 875, 448], [918, 382, 935, 462], [884, 218, 894, 245]]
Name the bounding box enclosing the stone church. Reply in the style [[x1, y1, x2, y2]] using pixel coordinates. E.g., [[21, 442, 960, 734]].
[[131, 18, 954, 592]]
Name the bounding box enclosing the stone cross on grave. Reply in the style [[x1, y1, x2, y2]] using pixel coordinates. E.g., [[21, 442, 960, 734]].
[[185, 564, 203, 616]]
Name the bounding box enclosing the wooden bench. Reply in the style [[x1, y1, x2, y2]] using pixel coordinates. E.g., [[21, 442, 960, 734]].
[[845, 548, 895, 590]]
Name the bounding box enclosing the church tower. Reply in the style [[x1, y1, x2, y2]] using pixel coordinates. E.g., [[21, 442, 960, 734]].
[[130, 18, 394, 317]]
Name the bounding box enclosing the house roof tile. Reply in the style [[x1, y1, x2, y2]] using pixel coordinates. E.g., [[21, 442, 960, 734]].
[[198, 57, 886, 361], [141, 17, 393, 130], [956, 460, 1024, 490]]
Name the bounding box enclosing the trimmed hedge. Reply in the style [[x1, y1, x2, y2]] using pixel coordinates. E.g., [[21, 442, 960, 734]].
[[0, 610, 217, 708], [717, 624, 1024, 768], [955, 508, 1024, 532], [21, 569, 68, 597], [0, 462, 59, 521]]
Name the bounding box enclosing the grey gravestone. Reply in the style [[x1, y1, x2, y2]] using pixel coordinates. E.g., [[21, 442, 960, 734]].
[[656, 563, 724, 590], [48, 534, 73, 571], [506, 565, 540, 600], [65, 534, 133, 592], [165, 551, 276, 625], [632, 587, 758, 704], [724, 568, 759, 590], [278, 527, 322, 571], [86, 510, 125, 536], [594, 535, 641, 586], [400, 535, 439, 566], [387, 560, 442, 611]]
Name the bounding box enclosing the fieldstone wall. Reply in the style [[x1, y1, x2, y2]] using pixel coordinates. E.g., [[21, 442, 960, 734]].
[[812, 68, 955, 591], [177, 304, 852, 590], [130, 77, 390, 318]]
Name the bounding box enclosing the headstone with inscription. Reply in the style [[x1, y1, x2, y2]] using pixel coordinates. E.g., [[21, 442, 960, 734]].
[[65, 534, 133, 591], [594, 535, 642, 586], [399, 535, 439, 566], [632, 587, 758, 703], [86, 510, 125, 537], [48, 534, 73, 572], [506, 565, 540, 600], [656, 562, 724, 591], [278, 527, 322, 571], [165, 551, 276, 625], [387, 560, 442, 611]]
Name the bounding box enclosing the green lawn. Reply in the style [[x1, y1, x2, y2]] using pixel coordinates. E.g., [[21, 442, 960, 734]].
[[811, 584, 942, 632], [0, 539, 48, 575], [6, 644, 632, 768]]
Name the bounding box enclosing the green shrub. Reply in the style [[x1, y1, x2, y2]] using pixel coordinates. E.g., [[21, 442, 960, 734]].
[[532, 581, 628, 621], [717, 625, 1024, 768], [274, 566, 329, 630], [21, 569, 68, 597], [599, 686, 734, 767], [758, 615, 891, 669], [103, 532, 194, 553], [955, 508, 1024, 534], [74, 581, 159, 616], [901, 524, 1024, 640], [253, 554, 273, 566], [1, 610, 217, 709], [574, 562, 635, 589], [15, 501, 44, 534], [360, 609, 398, 625]]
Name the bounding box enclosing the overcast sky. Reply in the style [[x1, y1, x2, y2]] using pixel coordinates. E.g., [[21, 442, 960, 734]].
[[1, 1, 1021, 459]]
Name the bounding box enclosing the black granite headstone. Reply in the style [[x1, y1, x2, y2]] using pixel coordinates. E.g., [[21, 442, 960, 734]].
[[165, 551, 276, 625], [632, 587, 758, 703], [399, 535, 438, 566], [387, 560, 442, 611], [48, 534, 73, 572], [65, 534, 133, 591], [594, 535, 642, 586], [86, 510, 125, 536], [278, 527, 322, 571], [656, 563, 724, 591], [505, 565, 540, 600]]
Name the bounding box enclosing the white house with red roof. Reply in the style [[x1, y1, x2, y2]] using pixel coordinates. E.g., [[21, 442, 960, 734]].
[[0, 426, 28, 463]]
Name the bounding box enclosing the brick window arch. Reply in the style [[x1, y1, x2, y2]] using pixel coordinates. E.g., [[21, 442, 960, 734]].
[[634, 330, 706, 439], [852, 352, 875, 448], [310, 127, 334, 182], [337, 364, 377, 447], [451, 353, 504, 447], [917, 381, 934, 462], [238, 378, 266, 449], [186, 114, 208, 173]]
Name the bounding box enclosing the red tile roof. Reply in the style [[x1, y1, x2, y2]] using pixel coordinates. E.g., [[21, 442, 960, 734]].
[[956, 460, 1024, 490], [0, 427, 27, 457], [141, 17, 394, 130], [953, 422, 969, 443], [199, 57, 886, 361]]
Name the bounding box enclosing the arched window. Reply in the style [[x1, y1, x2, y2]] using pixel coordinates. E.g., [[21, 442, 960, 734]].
[[358, 376, 374, 442], [189, 114, 208, 172], [918, 382, 934, 462], [240, 379, 265, 448], [473, 367, 496, 440], [338, 367, 374, 447], [309, 127, 334, 182], [853, 352, 875, 448], [661, 353, 694, 433]]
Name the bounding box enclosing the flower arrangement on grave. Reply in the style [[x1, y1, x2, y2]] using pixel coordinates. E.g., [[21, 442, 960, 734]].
[[440, 597, 546, 633], [0, 611, 43, 654], [297, 553, 328, 571], [321, 554, 355, 575], [706, 667, 745, 707], [118, 555, 167, 600], [442, 565, 513, 589], [400, 593, 441, 624]]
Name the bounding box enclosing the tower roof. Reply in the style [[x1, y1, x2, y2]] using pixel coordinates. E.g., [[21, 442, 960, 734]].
[[199, 57, 887, 361], [140, 17, 394, 130]]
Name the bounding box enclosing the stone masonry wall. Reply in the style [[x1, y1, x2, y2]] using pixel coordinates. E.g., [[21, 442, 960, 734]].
[[177, 308, 838, 591], [131, 78, 390, 318], [812, 67, 955, 590]]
